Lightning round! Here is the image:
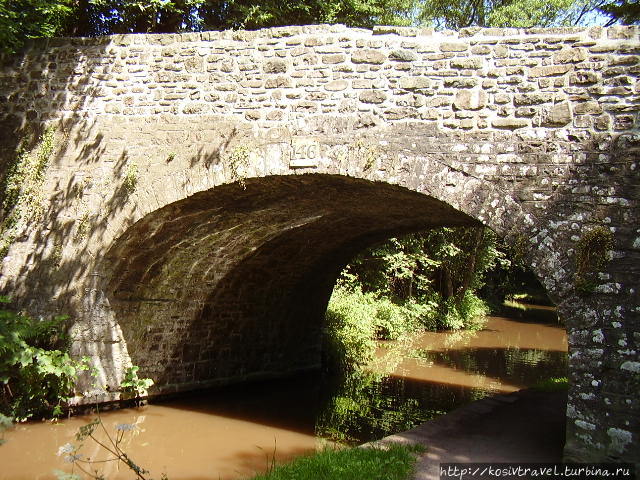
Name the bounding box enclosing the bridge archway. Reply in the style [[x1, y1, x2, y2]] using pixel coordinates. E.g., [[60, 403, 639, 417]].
[[100, 173, 502, 390]]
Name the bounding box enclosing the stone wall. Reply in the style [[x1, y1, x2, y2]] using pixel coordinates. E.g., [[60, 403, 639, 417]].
[[0, 25, 638, 463]]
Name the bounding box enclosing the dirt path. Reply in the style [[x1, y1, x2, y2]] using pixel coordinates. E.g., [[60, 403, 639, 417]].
[[379, 389, 567, 480]]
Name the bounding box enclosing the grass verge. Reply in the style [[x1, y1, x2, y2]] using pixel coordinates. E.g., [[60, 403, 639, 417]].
[[249, 443, 424, 480]]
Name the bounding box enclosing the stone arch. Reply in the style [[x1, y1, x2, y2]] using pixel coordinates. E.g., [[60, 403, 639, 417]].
[[93, 169, 552, 393]]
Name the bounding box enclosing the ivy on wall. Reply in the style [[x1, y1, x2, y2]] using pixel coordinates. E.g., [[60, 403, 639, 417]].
[[0, 126, 57, 259]]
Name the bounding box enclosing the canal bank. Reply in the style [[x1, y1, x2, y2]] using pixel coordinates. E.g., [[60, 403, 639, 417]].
[[0, 314, 567, 479], [377, 388, 567, 480]]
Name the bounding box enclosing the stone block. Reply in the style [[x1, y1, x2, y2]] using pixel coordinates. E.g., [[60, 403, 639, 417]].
[[352, 79, 372, 89], [554, 48, 587, 63], [440, 42, 468, 52], [324, 80, 349, 91], [514, 93, 553, 105], [542, 102, 572, 126], [529, 64, 572, 77], [398, 76, 431, 90], [453, 89, 487, 110], [451, 58, 483, 69], [351, 49, 387, 64], [491, 117, 529, 129], [263, 59, 288, 73], [389, 49, 418, 62], [570, 71, 600, 85], [573, 101, 603, 114], [322, 54, 346, 64], [359, 90, 386, 104], [444, 77, 479, 88], [265, 76, 293, 89]]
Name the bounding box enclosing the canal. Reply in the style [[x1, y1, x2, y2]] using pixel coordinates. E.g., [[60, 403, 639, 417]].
[[0, 306, 567, 480]]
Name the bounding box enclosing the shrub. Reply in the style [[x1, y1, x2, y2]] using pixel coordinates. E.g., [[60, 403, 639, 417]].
[[323, 285, 435, 371], [437, 291, 488, 331], [324, 287, 378, 371], [373, 298, 416, 340], [0, 298, 89, 421]]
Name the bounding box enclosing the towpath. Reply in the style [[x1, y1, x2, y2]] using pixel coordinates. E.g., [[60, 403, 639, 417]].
[[379, 389, 567, 480]]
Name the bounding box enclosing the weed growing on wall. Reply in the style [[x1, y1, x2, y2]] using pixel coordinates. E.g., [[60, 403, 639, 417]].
[[0, 125, 57, 258], [0, 413, 11, 445], [226, 145, 251, 189], [120, 365, 154, 404], [351, 139, 379, 171], [73, 211, 90, 242], [574, 226, 614, 295], [122, 161, 139, 193]]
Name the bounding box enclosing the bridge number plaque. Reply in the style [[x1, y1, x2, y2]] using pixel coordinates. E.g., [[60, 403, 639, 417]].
[[289, 138, 322, 169]]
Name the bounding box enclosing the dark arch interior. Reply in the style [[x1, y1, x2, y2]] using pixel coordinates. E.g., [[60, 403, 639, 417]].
[[102, 174, 480, 391]]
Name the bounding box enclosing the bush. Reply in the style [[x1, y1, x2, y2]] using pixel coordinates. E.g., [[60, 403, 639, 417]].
[[323, 285, 435, 371], [437, 291, 488, 331], [0, 297, 89, 421], [373, 298, 418, 341], [324, 287, 378, 371]]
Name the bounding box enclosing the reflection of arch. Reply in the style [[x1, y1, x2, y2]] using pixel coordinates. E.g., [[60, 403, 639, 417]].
[[97, 173, 542, 392]]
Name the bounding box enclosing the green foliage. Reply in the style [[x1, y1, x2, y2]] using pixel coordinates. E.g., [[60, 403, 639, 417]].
[[249, 443, 423, 480], [532, 376, 568, 392], [438, 291, 488, 330], [417, 0, 608, 28], [226, 144, 251, 189], [122, 161, 139, 193], [120, 365, 154, 400], [324, 286, 378, 372], [487, 0, 584, 27], [323, 283, 436, 371], [0, 298, 90, 421], [0, 0, 74, 54], [1, 125, 57, 259], [1, 0, 628, 57], [316, 369, 438, 444], [373, 297, 420, 340], [599, 0, 640, 25], [343, 227, 498, 330], [574, 226, 614, 295], [1, 0, 417, 48]]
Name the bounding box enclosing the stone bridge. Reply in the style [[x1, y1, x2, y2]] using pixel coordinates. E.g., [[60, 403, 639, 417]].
[[0, 24, 638, 463]]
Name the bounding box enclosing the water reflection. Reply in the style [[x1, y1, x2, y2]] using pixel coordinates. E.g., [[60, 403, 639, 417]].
[[0, 310, 567, 479], [316, 313, 568, 445]]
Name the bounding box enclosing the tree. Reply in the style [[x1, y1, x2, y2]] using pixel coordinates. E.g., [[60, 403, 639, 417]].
[[1, 0, 418, 53], [0, 0, 74, 54], [598, 0, 640, 25], [417, 0, 613, 28], [341, 227, 500, 329]]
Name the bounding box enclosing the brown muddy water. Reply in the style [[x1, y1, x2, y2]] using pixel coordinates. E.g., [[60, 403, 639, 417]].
[[0, 307, 567, 480]]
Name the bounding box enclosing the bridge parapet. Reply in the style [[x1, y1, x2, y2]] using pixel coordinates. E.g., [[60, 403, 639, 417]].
[[1, 24, 638, 133]]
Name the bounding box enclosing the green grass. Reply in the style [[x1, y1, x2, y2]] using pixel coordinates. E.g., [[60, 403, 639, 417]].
[[248, 443, 424, 480], [532, 377, 568, 392]]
